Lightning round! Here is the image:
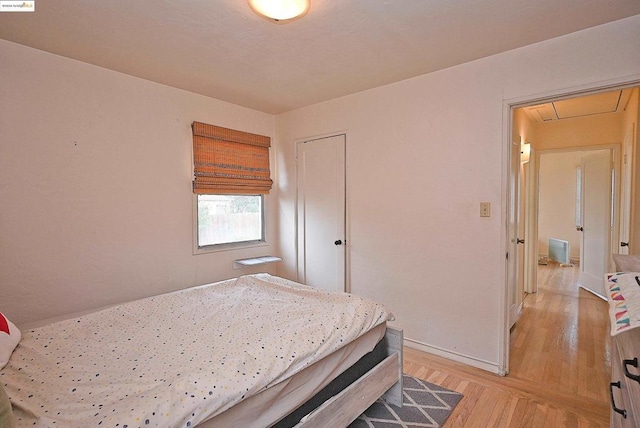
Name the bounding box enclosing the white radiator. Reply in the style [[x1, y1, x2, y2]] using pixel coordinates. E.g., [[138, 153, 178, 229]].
[[548, 238, 570, 265]]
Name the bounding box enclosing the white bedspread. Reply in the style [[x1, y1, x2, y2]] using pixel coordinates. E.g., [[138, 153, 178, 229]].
[[1, 274, 392, 427]]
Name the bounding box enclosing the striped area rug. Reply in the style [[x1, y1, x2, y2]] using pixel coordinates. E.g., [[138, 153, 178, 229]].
[[349, 375, 463, 428]]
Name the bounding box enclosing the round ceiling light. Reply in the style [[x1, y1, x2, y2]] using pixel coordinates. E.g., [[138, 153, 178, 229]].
[[248, 0, 310, 22]]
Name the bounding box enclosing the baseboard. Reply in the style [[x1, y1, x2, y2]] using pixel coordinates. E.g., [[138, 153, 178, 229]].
[[404, 337, 503, 375]]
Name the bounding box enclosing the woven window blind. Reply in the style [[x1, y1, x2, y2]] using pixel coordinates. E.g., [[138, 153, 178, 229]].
[[192, 121, 273, 194]]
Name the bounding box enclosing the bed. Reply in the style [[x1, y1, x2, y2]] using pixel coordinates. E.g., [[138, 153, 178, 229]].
[[0, 273, 403, 427]]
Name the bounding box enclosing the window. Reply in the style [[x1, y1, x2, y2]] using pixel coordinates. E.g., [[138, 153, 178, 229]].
[[197, 194, 264, 247], [192, 121, 272, 250]]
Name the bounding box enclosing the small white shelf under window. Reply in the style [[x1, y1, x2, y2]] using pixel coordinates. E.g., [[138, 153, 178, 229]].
[[233, 256, 282, 270]]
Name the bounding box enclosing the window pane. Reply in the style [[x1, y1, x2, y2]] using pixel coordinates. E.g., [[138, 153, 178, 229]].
[[197, 195, 263, 247]]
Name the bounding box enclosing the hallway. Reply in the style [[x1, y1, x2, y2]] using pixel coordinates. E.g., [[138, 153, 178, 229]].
[[403, 262, 611, 426], [510, 263, 610, 404]]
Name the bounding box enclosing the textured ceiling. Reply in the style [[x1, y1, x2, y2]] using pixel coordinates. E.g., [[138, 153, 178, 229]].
[[525, 89, 633, 123], [0, 0, 639, 114]]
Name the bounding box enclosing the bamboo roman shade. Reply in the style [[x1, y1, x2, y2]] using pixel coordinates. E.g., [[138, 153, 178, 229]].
[[192, 121, 273, 194]]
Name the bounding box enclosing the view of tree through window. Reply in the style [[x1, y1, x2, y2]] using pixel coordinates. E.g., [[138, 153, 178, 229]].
[[197, 195, 263, 247]]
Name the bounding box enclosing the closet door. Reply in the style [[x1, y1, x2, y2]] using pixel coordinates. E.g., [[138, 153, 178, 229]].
[[296, 134, 346, 292]]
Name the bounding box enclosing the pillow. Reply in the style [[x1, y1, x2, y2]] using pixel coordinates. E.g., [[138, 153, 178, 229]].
[[0, 383, 16, 428], [0, 313, 21, 369]]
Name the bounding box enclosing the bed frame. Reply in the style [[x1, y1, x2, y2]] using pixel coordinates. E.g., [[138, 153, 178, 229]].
[[294, 327, 403, 427], [16, 282, 403, 428]]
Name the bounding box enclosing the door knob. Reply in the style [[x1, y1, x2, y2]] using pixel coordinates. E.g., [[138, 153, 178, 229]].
[[621, 242, 629, 247], [334, 240, 342, 246], [576, 226, 584, 232], [517, 238, 525, 244]]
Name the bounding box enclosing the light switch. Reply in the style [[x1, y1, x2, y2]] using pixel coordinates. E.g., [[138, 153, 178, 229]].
[[480, 202, 491, 217]]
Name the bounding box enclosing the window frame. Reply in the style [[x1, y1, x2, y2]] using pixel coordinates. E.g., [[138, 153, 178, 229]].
[[192, 193, 268, 254]]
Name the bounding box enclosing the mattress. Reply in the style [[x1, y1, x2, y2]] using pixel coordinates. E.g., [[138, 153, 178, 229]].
[[1, 274, 392, 427], [200, 323, 387, 427]]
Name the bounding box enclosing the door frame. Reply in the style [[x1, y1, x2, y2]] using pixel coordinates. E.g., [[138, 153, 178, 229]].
[[501, 76, 640, 375], [534, 146, 619, 295], [294, 131, 349, 292]]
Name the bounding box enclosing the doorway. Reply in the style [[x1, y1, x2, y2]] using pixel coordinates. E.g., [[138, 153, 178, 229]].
[[537, 148, 613, 298], [504, 83, 639, 374]]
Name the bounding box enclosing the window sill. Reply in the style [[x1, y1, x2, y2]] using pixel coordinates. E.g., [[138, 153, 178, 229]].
[[193, 240, 268, 255], [233, 256, 282, 270]]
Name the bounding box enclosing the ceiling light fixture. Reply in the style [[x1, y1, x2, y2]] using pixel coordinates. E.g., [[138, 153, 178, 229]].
[[248, 0, 310, 23]]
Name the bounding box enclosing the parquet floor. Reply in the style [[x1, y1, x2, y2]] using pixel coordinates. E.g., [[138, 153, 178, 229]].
[[403, 263, 612, 427]]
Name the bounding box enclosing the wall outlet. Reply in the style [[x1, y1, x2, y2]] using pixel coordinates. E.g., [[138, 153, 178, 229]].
[[480, 202, 491, 217]]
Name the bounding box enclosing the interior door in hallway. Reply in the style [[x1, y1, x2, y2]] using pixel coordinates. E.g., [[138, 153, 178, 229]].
[[620, 125, 635, 254], [577, 150, 612, 298], [507, 138, 525, 329], [296, 134, 346, 292]]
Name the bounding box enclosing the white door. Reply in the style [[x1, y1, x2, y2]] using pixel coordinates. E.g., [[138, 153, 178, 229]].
[[620, 126, 635, 254], [296, 135, 346, 292], [507, 140, 525, 329], [577, 151, 611, 298]]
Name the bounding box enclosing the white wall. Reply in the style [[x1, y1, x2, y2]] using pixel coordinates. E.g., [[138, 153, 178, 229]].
[[0, 39, 278, 326], [534, 113, 623, 151], [275, 15, 640, 371]]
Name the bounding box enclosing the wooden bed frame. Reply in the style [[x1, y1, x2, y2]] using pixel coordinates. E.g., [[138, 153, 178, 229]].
[[295, 327, 403, 427]]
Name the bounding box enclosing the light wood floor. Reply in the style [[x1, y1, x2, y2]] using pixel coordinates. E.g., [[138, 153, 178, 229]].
[[403, 263, 612, 427]]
